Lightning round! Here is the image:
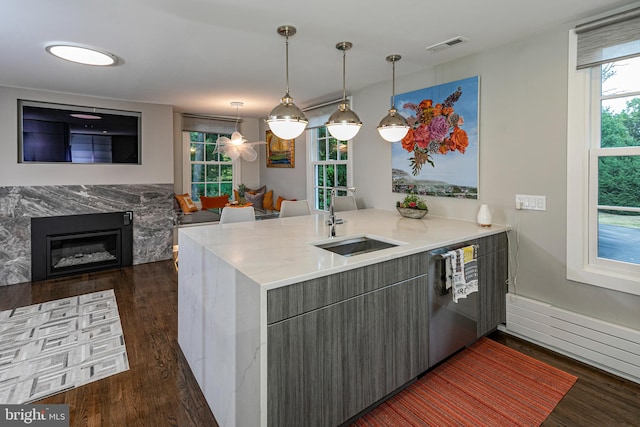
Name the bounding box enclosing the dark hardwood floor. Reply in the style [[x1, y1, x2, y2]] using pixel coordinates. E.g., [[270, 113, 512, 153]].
[[1, 260, 639, 426], [0, 260, 217, 427], [489, 331, 640, 427]]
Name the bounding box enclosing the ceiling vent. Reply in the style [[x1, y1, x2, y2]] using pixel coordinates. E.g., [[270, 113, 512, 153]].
[[425, 36, 468, 52]]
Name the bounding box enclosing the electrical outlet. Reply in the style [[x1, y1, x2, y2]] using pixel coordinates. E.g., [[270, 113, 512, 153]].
[[515, 194, 546, 211]]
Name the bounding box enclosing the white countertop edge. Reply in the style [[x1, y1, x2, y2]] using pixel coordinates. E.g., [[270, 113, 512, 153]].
[[259, 225, 510, 290], [178, 209, 511, 290]]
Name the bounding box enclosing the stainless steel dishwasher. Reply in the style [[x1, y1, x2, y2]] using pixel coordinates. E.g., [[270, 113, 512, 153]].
[[428, 246, 479, 367]]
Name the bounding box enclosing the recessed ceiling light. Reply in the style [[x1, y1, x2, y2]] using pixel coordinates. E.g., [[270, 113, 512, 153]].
[[46, 44, 118, 66]]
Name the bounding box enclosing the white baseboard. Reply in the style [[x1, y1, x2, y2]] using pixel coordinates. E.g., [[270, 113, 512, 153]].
[[501, 293, 640, 385]]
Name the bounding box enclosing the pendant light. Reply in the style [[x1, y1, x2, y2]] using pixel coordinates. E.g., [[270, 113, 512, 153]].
[[377, 54, 410, 142], [267, 25, 308, 140], [326, 42, 362, 141], [215, 102, 266, 162]]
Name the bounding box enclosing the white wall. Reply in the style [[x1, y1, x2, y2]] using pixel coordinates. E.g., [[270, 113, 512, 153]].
[[0, 86, 174, 186], [258, 120, 308, 202], [350, 26, 640, 331], [239, 118, 261, 189], [173, 112, 183, 194]]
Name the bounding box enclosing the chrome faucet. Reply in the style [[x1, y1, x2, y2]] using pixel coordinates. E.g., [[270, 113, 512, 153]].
[[327, 186, 356, 237]]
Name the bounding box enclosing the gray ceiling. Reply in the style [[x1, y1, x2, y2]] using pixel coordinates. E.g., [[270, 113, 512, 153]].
[[1, 0, 633, 118]]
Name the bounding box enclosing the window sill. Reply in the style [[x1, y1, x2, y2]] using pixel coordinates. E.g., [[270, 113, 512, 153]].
[[568, 264, 640, 296]]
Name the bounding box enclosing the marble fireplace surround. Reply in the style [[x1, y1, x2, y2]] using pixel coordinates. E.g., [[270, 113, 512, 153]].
[[0, 184, 175, 286]]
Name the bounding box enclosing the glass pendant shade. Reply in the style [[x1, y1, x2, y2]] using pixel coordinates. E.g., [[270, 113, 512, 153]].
[[378, 107, 409, 142], [267, 93, 308, 140], [377, 54, 409, 142], [267, 25, 308, 140], [326, 102, 362, 141], [326, 41, 362, 140]]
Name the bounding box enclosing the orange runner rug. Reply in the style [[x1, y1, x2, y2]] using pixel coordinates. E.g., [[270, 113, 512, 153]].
[[352, 337, 577, 426]]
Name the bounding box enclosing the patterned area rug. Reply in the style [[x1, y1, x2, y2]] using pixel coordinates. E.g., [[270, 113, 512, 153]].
[[353, 337, 577, 426], [0, 289, 129, 404]]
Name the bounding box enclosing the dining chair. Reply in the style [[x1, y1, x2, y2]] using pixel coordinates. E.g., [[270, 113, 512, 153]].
[[219, 206, 256, 224], [279, 200, 311, 218], [331, 195, 358, 212]]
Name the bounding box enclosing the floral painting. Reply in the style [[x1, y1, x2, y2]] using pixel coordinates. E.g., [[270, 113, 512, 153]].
[[392, 76, 479, 199]]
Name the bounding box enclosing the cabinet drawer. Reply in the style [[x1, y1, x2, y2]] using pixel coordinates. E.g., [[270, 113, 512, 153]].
[[267, 252, 428, 324]]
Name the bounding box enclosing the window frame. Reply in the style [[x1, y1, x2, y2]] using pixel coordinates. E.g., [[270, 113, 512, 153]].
[[567, 30, 640, 296]]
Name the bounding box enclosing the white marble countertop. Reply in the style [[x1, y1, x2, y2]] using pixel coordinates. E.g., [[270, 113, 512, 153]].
[[178, 208, 510, 290]]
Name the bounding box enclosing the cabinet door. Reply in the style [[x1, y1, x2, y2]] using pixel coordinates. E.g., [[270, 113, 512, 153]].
[[477, 247, 508, 337], [268, 276, 428, 427]]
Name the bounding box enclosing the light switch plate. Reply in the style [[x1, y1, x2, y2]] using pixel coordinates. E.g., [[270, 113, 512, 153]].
[[515, 194, 546, 211]]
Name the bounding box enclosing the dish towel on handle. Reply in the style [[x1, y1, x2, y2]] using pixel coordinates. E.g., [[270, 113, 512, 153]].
[[444, 245, 479, 303]]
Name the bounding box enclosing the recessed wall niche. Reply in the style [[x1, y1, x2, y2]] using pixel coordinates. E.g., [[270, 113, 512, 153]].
[[18, 100, 141, 164]]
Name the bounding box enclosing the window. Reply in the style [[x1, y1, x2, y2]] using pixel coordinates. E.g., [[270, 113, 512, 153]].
[[592, 58, 640, 267], [308, 126, 351, 211], [185, 131, 233, 202], [567, 26, 640, 295]]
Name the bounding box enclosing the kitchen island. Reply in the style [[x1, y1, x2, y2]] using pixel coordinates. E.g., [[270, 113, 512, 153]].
[[177, 209, 509, 426]]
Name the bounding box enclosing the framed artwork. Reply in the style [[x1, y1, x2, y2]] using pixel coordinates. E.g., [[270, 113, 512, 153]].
[[266, 130, 295, 168], [392, 76, 479, 199]]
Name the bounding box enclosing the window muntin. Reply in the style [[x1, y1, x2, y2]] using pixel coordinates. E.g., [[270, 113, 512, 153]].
[[188, 131, 233, 202]]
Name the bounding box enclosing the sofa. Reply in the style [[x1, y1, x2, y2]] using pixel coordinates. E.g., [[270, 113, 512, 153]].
[[174, 194, 224, 226]]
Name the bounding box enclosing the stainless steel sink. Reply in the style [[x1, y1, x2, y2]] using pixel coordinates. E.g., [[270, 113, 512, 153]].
[[314, 236, 398, 257]]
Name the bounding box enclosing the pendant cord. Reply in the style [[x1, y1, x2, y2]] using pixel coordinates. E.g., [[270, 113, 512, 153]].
[[391, 60, 396, 108], [342, 48, 347, 102], [285, 35, 290, 95]]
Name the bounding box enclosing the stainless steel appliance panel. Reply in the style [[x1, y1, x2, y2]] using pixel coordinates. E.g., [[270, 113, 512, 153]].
[[428, 248, 478, 367]]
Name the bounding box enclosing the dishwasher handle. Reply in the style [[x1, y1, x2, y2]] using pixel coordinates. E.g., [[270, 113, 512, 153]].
[[431, 253, 451, 296]]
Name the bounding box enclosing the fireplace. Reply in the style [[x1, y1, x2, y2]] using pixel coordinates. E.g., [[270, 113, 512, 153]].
[[31, 211, 133, 281]]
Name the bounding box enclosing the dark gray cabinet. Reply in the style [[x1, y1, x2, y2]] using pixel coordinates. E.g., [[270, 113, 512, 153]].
[[477, 233, 508, 337], [267, 253, 429, 427], [268, 276, 428, 427]]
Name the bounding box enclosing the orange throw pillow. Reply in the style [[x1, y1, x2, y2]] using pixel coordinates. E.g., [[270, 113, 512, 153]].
[[200, 194, 229, 209], [175, 193, 198, 214], [263, 190, 274, 210], [275, 196, 297, 211]]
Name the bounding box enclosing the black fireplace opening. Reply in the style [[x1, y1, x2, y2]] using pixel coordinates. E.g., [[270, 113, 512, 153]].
[[31, 211, 133, 281]]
